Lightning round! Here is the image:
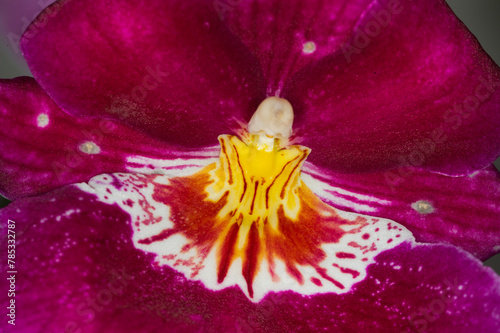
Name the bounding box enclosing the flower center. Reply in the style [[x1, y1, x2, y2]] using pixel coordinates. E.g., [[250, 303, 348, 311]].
[[141, 133, 374, 298], [209, 134, 308, 230], [92, 98, 409, 302]]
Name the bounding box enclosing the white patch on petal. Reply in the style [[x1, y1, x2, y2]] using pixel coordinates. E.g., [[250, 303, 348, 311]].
[[411, 200, 435, 214], [79, 141, 101, 154], [302, 41, 316, 54], [79, 167, 415, 303], [37, 113, 49, 128]]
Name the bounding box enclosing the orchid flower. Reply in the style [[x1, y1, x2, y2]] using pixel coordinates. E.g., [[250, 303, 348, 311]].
[[1, 0, 500, 332]]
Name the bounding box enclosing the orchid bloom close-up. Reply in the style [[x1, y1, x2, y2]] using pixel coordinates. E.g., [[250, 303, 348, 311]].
[[1, 0, 500, 332]]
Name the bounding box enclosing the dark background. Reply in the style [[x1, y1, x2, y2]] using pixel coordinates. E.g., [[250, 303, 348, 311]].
[[0, 1, 499, 273]]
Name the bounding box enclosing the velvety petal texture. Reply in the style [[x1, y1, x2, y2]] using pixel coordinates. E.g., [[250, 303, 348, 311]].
[[304, 164, 500, 260], [21, 0, 265, 147], [0, 77, 217, 200], [284, 0, 500, 175], [1, 182, 500, 332], [223, 0, 373, 95], [21, 0, 500, 175]]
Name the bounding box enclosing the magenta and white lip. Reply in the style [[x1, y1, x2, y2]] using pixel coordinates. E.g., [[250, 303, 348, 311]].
[[82, 169, 413, 302]]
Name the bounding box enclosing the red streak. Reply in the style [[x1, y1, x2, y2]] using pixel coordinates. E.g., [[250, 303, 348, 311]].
[[218, 223, 239, 284], [138, 228, 178, 245], [341, 267, 360, 279], [279, 154, 307, 199], [315, 266, 344, 289], [249, 181, 258, 215], [231, 143, 247, 203], [332, 263, 360, 278], [336, 252, 356, 259], [311, 277, 322, 286], [220, 140, 233, 185], [265, 157, 298, 209], [242, 222, 260, 298]]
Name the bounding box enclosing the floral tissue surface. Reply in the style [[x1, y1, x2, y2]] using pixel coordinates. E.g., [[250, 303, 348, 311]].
[[0, 0, 499, 332]]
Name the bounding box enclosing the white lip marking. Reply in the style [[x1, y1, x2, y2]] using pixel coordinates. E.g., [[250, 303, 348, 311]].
[[81, 170, 414, 303]]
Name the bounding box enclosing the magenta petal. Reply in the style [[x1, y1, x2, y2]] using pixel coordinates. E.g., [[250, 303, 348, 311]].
[[223, 0, 373, 95], [305, 164, 500, 260], [21, 0, 265, 147], [0, 77, 217, 200], [1, 182, 500, 331], [284, 0, 500, 174]]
